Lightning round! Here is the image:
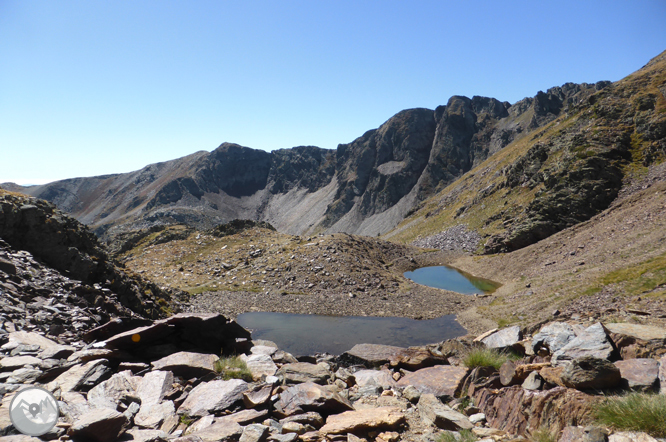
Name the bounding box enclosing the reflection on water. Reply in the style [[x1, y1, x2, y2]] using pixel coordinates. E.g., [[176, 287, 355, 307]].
[[404, 266, 500, 295], [237, 312, 467, 356]]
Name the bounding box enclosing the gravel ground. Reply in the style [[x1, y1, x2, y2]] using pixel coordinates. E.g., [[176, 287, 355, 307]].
[[411, 224, 481, 253]]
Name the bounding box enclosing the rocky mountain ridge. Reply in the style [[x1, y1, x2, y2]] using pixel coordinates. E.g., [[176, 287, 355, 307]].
[[6, 80, 607, 247]]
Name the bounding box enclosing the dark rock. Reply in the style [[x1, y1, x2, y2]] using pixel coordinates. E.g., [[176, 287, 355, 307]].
[[614, 358, 659, 392], [561, 356, 621, 390], [340, 344, 406, 367]]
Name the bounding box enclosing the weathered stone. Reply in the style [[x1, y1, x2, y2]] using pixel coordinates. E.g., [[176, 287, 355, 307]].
[[102, 322, 176, 349], [660, 355, 666, 395], [160, 413, 180, 434], [481, 326, 522, 349], [614, 358, 659, 392], [251, 344, 278, 356], [239, 423, 269, 442], [178, 379, 248, 417], [68, 408, 129, 442], [188, 417, 243, 442], [559, 425, 608, 442], [137, 370, 174, 406], [269, 434, 298, 442], [151, 351, 218, 378], [402, 385, 421, 403], [531, 322, 577, 354], [522, 371, 543, 390], [605, 323, 666, 341], [342, 344, 406, 367], [277, 362, 331, 384], [118, 362, 150, 373], [123, 429, 170, 442], [242, 353, 278, 380], [50, 359, 109, 392], [468, 413, 486, 424], [225, 408, 269, 425], [396, 365, 469, 399], [281, 421, 305, 434], [561, 357, 621, 390], [243, 383, 273, 408], [135, 400, 175, 429], [552, 323, 615, 366], [417, 393, 473, 430], [280, 411, 324, 429], [299, 431, 321, 442], [0, 355, 43, 371], [58, 391, 90, 423], [353, 369, 396, 390], [608, 432, 659, 442], [186, 415, 215, 435], [39, 344, 76, 360], [387, 347, 447, 370], [539, 366, 565, 387], [8, 331, 59, 350], [273, 382, 353, 417], [67, 348, 128, 363], [86, 370, 136, 409], [473, 385, 599, 437], [319, 406, 405, 435]]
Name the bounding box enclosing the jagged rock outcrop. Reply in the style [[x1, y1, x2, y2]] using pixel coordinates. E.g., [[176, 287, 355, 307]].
[[9, 78, 605, 248]]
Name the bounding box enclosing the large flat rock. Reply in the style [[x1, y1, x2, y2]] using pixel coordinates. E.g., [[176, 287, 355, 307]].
[[50, 359, 109, 392], [178, 379, 248, 417], [188, 417, 243, 442], [151, 351, 218, 378], [343, 344, 406, 366], [614, 358, 659, 392], [552, 323, 615, 366], [68, 408, 129, 442], [418, 393, 473, 430], [481, 326, 522, 349], [605, 323, 666, 341], [396, 365, 469, 399], [277, 362, 331, 384], [273, 382, 353, 417], [319, 406, 405, 435], [241, 354, 278, 380]]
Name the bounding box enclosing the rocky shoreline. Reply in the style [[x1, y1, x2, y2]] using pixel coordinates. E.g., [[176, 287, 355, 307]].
[[1, 310, 665, 442]]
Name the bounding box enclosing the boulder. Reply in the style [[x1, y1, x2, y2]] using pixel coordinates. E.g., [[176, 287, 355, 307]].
[[7, 331, 59, 350], [188, 417, 243, 442], [353, 369, 396, 390], [606, 323, 666, 360], [481, 326, 522, 350], [531, 322, 578, 354], [134, 400, 175, 429], [387, 347, 447, 370], [522, 371, 543, 390], [614, 358, 659, 392], [319, 406, 405, 435], [396, 365, 469, 399], [243, 383, 273, 408], [178, 379, 248, 417], [417, 393, 473, 430], [273, 382, 353, 417], [102, 322, 176, 349], [552, 323, 616, 366], [136, 370, 173, 406], [86, 370, 136, 409], [277, 362, 332, 384], [561, 356, 621, 390], [280, 411, 324, 429], [239, 424, 269, 442], [608, 432, 660, 442], [342, 344, 406, 367], [123, 429, 171, 442], [241, 354, 278, 380], [0, 355, 44, 371], [660, 355, 666, 395], [49, 359, 109, 392], [68, 408, 129, 442], [225, 408, 269, 425], [150, 351, 218, 377]]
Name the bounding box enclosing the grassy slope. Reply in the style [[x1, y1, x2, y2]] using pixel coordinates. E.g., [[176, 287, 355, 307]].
[[387, 50, 666, 327]]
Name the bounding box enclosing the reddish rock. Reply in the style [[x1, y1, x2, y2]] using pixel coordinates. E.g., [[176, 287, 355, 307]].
[[396, 365, 469, 399], [561, 357, 621, 390], [343, 344, 406, 367], [319, 406, 405, 435], [539, 366, 566, 387], [473, 385, 599, 437], [387, 347, 447, 370], [614, 358, 659, 392]]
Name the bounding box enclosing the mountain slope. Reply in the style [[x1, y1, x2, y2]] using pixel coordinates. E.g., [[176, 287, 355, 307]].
[[388, 49, 666, 253], [8, 80, 605, 245]]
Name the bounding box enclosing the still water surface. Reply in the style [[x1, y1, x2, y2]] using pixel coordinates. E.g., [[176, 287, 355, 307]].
[[403, 265, 500, 295], [237, 311, 467, 356]]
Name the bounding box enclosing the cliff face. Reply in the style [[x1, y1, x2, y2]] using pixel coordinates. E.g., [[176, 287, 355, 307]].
[[12, 78, 613, 247]]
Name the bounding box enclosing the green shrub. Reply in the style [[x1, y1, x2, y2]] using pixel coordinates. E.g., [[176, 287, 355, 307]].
[[462, 347, 518, 370], [214, 356, 253, 382], [593, 392, 666, 437], [438, 429, 477, 442]]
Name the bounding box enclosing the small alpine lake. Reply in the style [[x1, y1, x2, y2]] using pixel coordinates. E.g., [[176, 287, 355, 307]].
[[236, 311, 467, 356], [403, 265, 500, 295]]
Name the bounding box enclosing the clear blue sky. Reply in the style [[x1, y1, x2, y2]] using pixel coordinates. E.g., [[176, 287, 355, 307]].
[[1, 1, 665, 185]]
